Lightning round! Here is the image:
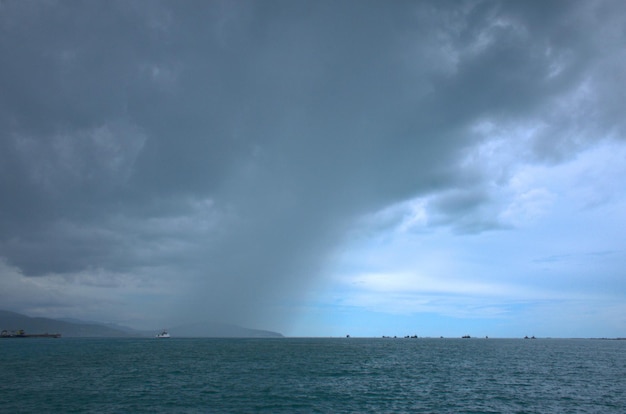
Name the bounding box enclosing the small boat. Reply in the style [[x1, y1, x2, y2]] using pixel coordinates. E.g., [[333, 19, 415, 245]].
[[156, 331, 170, 338]]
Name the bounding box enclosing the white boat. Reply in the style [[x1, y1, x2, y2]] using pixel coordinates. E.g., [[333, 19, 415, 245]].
[[156, 331, 170, 338]]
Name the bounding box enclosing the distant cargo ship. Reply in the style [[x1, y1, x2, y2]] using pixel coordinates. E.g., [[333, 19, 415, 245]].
[[1, 329, 61, 338]]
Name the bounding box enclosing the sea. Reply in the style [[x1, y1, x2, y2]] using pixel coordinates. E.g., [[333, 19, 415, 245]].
[[1, 337, 625, 413]]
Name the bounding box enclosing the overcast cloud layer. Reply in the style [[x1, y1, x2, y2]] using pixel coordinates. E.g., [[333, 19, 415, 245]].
[[1, 0, 625, 336]]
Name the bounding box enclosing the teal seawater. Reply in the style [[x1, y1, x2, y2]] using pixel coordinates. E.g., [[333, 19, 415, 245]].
[[1, 338, 625, 413]]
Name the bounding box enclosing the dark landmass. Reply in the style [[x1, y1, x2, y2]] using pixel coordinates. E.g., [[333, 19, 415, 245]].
[[169, 321, 284, 338], [0, 310, 138, 337], [0, 310, 283, 338], [57, 317, 142, 334]]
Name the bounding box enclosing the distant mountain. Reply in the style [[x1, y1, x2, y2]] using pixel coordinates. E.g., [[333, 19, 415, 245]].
[[169, 321, 283, 338], [0, 310, 143, 338], [0, 310, 284, 338], [57, 317, 143, 334]]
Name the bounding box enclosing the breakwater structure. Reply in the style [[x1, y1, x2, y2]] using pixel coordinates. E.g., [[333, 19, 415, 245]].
[[1, 329, 61, 338]]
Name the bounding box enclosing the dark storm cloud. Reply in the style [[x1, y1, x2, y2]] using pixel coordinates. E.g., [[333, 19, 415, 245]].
[[1, 0, 624, 325]]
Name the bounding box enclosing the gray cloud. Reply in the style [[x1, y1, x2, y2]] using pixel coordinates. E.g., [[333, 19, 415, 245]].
[[1, 0, 624, 327]]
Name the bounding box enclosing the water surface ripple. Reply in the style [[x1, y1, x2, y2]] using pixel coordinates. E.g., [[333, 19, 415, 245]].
[[1, 338, 624, 412]]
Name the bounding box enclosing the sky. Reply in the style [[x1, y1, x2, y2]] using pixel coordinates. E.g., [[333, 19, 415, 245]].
[[1, 0, 625, 338]]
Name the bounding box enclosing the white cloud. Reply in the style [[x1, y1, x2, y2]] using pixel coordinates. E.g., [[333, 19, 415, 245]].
[[2, 1, 626, 337], [320, 137, 626, 329]]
